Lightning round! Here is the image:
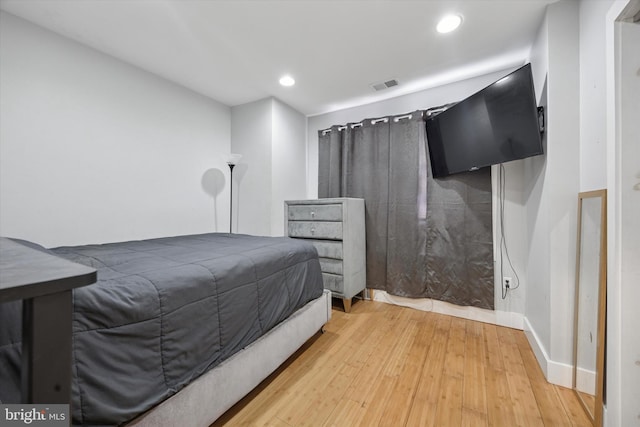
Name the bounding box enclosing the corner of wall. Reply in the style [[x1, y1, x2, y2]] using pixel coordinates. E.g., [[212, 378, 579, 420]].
[[231, 97, 307, 236], [523, 316, 573, 387], [270, 98, 307, 236], [521, 0, 581, 384], [230, 98, 274, 236]]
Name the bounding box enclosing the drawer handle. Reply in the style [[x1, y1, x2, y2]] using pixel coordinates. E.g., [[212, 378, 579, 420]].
[[311, 211, 315, 218], [311, 227, 315, 235]]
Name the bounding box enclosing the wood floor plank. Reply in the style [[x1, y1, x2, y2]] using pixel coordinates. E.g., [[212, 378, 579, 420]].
[[344, 305, 413, 405], [434, 373, 464, 426], [577, 390, 596, 414], [497, 328, 544, 426], [212, 302, 594, 427], [278, 303, 398, 426], [263, 417, 291, 427], [462, 320, 487, 416], [381, 319, 418, 377], [461, 408, 488, 427], [444, 317, 467, 379], [213, 303, 363, 426], [484, 366, 518, 426], [556, 385, 594, 427], [505, 371, 545, 427], [275, 316, 379, 426], [295, 363, 359, 427], [513, 331, 576, 426], [378, 318, 435, 426], [356, 374, 398, 427], [320, 398, 364, 427], [404, 315, 451, 426], [483, 323, 505, 371], [219, 309, 367, 426], [211, 334, 326, 425], [362, 317, 419, 426]]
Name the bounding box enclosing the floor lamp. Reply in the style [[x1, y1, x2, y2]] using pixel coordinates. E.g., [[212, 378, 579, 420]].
[[226, 154, 242, 233]]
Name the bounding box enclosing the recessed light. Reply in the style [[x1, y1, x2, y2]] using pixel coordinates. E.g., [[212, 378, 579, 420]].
[[279, 75, 295, 87], [437, 14, 462, 34]]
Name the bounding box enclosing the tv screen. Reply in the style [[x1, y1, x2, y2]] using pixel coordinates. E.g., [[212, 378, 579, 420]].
[[425, 63, 543, 178]]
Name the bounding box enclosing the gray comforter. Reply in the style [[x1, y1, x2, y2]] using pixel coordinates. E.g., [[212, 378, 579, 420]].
[[0, 233, 323, 426]]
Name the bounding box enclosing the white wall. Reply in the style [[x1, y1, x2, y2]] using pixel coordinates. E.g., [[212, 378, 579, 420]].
[[577, 0, 622, 423], [0, 11, 231, 248], [231, 98, 273, 235], [524, 2, 633, 417], [271, 99, 307, 235], [524, 6, 639, 422], [546, 0, 581, 377], [579, 0, 612, 192], [523, 11, 552, 377], [307, 69, 530, 324], [231, 97, 307, 236], [523, 0, 581, 387]]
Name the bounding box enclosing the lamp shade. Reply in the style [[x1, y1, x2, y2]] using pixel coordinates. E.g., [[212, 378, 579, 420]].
[[226, 153, 243, 166]]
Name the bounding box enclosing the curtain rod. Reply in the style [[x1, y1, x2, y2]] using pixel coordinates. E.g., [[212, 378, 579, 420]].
[[321, 103, 456, 134], [393, 113, 413, 122], [321, 112, 419, 135], [424, 102, 456, 116]]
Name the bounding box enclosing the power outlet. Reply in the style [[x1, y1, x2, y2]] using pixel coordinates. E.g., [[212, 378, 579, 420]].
[[503, 277, 512, 290]]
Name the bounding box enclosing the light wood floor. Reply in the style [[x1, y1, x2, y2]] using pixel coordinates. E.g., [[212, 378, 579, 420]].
[[212, 300, 592, 427]]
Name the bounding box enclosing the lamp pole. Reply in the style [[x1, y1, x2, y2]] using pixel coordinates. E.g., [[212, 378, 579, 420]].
[[228, 162, 235, 233], [226, 153, 242, 234]]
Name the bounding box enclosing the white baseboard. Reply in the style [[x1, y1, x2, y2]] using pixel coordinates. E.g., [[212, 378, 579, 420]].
[[523, 316, 573, 388], [372, 290, 524, 330], [576, 367, 596, 395], [547, 360, 573, 388], [523, 318, 548, 377]]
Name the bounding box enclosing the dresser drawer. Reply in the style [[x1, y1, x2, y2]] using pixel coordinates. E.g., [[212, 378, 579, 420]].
[[287, 221, 342, 240], [288, 204, 342, 221], [285, 198, 365, 306], [309, 240, 343, 259], [322, 273, 344, 294], [319, 258, 343, 275]]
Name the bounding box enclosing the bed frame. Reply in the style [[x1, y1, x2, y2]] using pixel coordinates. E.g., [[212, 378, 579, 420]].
[[127, 289, 332, 426]]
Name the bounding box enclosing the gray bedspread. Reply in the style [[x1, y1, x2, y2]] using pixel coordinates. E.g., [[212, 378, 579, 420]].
[[0, 233, 324, 426]]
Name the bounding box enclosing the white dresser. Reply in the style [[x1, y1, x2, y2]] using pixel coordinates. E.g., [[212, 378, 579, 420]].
[[284, 198, 366, 312]]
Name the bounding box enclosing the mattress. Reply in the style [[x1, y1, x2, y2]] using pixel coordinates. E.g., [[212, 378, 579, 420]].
[[0, 233, 324, 426]]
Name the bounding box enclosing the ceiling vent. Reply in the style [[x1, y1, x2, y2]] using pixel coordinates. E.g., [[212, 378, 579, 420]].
[[371, 79, 399, 91]]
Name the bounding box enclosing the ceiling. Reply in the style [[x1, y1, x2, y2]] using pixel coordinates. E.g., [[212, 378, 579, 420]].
[[0, 0, 557, 116]]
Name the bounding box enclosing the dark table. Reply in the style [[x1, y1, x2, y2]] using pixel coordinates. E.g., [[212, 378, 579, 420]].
[[0, 237, 96, 404]]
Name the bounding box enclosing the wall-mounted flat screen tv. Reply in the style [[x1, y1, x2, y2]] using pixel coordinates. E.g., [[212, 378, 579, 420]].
[[425, 63, 544, 178]]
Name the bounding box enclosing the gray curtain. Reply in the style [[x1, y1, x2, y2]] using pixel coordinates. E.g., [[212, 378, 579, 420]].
[[318, 110, 494, 310]]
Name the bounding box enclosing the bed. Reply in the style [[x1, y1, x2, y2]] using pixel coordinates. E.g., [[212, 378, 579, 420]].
[[0, 233, 331, 426]]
